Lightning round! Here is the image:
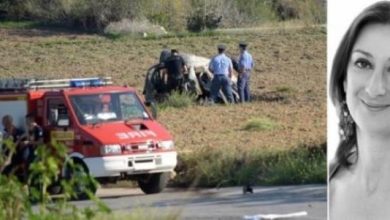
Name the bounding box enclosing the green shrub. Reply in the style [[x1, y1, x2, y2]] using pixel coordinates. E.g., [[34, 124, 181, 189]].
[[0, 175, 29, 220], [13, 0, 142, 30], [158, 91, 196, 110], [186, 9, 222, 32], [231, 0, 278, 26], [243, 117, 279, 131], [0, 140, 110, 219], [271, 0, 326, 24]]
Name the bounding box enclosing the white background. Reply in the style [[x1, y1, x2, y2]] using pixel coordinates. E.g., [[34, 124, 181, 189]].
[[327, 0, 390, 162]]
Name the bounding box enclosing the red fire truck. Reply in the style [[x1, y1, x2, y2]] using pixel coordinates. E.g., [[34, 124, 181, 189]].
[[0, 77, 177, 197]]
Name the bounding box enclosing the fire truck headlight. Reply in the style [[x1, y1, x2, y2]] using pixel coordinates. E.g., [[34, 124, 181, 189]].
[[158, 140, 174, 150], [101, 144, 122, 155]]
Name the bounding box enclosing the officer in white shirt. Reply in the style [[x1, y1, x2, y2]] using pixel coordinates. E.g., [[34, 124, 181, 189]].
[[208, 44, 234, 103]]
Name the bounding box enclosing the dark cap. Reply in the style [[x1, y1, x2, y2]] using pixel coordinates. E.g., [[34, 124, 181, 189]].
[[217, 44, 226, 50], [171, 49, 178, 54], [239, 42, 248, 48]]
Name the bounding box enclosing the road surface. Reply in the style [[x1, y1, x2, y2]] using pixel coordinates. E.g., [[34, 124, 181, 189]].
[[72, 184, 326, 219]]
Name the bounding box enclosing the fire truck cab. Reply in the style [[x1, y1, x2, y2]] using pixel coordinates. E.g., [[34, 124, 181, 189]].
[[0, 77, 177, 196]]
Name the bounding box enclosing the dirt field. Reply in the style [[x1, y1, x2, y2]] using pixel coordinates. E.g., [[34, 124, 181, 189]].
[[0, 26, 326, 152]]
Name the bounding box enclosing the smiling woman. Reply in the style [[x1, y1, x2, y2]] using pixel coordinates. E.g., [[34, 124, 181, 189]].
[[347, 24, 390, 132], [329, 1, 390, 219]]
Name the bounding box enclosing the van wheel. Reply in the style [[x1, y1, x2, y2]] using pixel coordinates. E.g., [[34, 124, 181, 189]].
[[138, 172, 169, 194], [64, 161, 97, 200]]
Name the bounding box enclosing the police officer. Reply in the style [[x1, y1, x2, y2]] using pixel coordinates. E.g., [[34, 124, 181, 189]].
[[208, 44, 234, 103], [237, 42, 254, 102], [159, 46, 171, 63], [22, 113, 44, 180], [2, 115, 25, 176], [2, 115, 24, 143], [164, 49, 188, 93]]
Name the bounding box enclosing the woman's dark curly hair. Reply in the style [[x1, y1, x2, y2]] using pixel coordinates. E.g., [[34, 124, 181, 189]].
[[330, 1, 390, 178]]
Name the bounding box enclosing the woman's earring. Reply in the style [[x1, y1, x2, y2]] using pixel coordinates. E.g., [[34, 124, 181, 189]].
[[339, 101, 355, 141]]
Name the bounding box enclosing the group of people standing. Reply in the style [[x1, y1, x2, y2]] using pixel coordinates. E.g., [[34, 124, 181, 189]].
[[1, 114, 43, 180], [208, 42, 254, 103], [159, 41, 254, 104]]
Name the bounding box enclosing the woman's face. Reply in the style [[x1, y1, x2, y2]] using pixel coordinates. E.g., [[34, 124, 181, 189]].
[[345, 24, 390, 134]]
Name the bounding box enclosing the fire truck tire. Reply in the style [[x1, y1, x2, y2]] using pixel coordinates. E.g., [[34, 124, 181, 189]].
[[47, 182, 62, 195], [138, 172, 170, 194], [64, 160, 97, 200]]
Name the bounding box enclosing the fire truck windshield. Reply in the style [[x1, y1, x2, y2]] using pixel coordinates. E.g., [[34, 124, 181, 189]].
[[70, 92, 149, 125]]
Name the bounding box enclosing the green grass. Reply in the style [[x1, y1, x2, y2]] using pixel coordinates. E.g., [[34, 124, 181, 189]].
[[0, 20, 41, 29], [173, 144, 326, 187], [243, 117, 279, 131], [105, 29, 222, 41], [104, 32, 124, 40], [275, 86, 295, 94], [37, 38, 104, 47], [262, 146, 326, 184], [158, 92, 196, 110]]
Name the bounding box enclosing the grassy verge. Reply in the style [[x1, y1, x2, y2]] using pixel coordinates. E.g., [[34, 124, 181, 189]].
[[0, 20, 41, 29], [172, 144, 326, 187]]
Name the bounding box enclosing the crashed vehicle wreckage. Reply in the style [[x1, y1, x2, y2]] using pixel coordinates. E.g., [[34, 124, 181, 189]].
[[143, 53, 240, 104]]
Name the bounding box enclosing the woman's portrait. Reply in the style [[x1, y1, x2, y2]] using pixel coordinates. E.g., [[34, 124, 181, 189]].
[[329, 1, 390, 219]]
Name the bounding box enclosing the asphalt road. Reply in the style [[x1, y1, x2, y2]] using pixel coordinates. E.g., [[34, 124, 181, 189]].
[[72, 184, 326, 220]]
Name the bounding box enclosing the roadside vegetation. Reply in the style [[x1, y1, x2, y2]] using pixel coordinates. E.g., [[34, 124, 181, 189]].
[[0, 140, 107, 220], [0, 140, 181, 220], [174, 144, 325, 187], [0, 0, 325, 34]]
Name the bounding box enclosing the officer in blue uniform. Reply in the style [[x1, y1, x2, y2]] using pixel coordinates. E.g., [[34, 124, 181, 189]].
[[159, 46, 171, 63], [164, 49, 188, 93], [237, 42, 254, 102], [208, 44, 234, 103]]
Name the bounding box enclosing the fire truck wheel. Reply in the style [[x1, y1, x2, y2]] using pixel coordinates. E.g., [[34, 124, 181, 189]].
[[47, 182, 62, 195], [64, 160, 97, 200], [138, 172, 170, 194]]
